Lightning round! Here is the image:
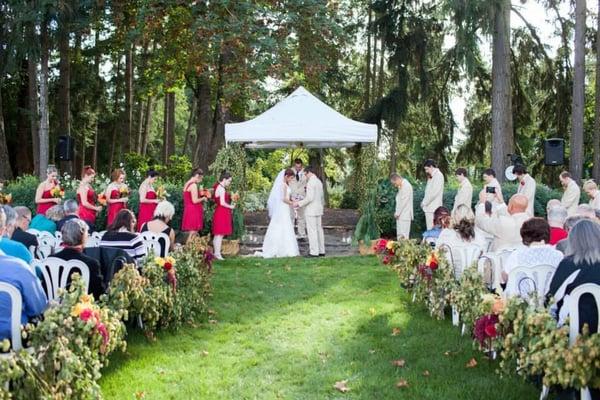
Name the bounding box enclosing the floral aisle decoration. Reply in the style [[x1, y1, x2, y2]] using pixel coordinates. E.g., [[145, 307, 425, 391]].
[[448, 265, 490, 334], [0, 276, 126, 399]]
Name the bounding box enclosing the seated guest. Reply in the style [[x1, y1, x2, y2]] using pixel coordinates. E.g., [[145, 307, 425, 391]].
[[576, 204, 596, 219], [100, 209, 147, 263], [141, 201, 176, 255], [555, 215, 589, 254], [422, 206, 450, 246], [502, 218, 563, 287], [548, 220, 600, 333], [53, 219, 105, 299], [547, 206, 568, 245], [583, 179, 600, 210], [475, 193, 530, 251], [436, 205, 487, 251], [30, 204, 63, 234], [11, 206, 38, 250], [546, 199, 561, 214], [56, 199, 80, 232], [0, 209, 47, 341], [0, 206, 32, 264]]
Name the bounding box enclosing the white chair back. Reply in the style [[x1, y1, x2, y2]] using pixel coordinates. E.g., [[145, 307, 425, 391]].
[[505, 264, 556, 302], [26, 228, 41, 237], [35, 231, 58, 260], [441, 245, 482, 280], [562, 283, 600, 400], [0, 283, 22, 352], [479, 249, 515, 291], [85, 231, 104, 248], [140, 231, 170, 257], [33, 257, 90, 301]]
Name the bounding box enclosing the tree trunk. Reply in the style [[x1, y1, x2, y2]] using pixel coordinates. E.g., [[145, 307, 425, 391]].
[[491, 0, 514, 182], [594, 0, 600, 181], [109, 57, 121, 170], [0, 83, 13, 179], [16, 60, 33, 175], [390, 127, 398, 174], [92, 29, 100, 170], [124, 44, 133, 153], [27, 14, 40, 177], [39, 15, 50, 179], [135, 99, 144, 153], [193, 76, 214, 171], [162, 93, 170, 164], [571, 0, 586, 182], [364, 7, 372, 109], [372, 30, 378, 103], [183, 97, 197, 157], [377, 37, 385, 99], [167, 91, 176, 160], [58, 15, 70, 138], [141, 96, 153, 156]]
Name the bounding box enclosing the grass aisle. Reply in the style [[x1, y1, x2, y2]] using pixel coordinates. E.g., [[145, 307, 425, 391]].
[[100, 256, 536, 399]]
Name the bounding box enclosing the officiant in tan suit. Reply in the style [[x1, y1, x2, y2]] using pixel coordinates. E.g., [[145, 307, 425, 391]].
[[295, 167, 325, 257], [453, 167, 472, 213], [289, 159, 308, 239], [391, 173, 413, 239], [421, 159, 445, 230], [559, 171, 580, 216]]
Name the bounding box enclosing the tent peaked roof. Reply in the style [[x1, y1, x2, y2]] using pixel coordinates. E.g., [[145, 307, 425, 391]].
[[225, 86, 377, 148]]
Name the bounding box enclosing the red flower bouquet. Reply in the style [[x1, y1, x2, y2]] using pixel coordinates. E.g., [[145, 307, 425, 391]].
[[473, 314, 499, 347]]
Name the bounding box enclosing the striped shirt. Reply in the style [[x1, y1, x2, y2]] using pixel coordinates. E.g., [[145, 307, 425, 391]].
[[100, 229, 147, 262]]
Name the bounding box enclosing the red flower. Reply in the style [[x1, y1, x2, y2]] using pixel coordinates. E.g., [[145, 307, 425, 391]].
[[79, 308, 94, 322], [374, 239, 388, 252], [387, 248, 395, 256], [520, 180, 525, 186], [163, 262, 173, 271], [426, 253, 438, 270], [383, 255, 391, 265], [484, 323, 497, 338]]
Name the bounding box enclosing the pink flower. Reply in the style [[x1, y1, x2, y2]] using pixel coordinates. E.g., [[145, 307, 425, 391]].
[[96, 322, 109, 347], [79, 308, 94, 322], [383, 255, 391, 265]]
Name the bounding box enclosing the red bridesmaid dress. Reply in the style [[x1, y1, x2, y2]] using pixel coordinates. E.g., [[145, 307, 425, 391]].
[[137, 189, 157, 232], [77, 187, 97, 224], [212, 184, 232, 236], [107, 188, 126, 226], [36, 188, 56, 216], [181, 182, 203, 232]]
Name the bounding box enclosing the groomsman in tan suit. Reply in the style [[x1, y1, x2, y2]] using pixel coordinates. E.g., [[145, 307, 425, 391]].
[[514, 165, 536, 216], [295, 167, 325, 257], [390, 173, 413, 239], [289, 159, 308, 239], [559, 171, 580, 216], [453, 168, 473, 213], [421, 159, 445, 230]]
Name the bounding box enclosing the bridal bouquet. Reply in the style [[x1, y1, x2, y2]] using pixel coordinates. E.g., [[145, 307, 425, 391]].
[[231, 192, 240, 203], [199, 187, 212, 199], [118, 185, 130, 198], [97, 193, 107, 206]]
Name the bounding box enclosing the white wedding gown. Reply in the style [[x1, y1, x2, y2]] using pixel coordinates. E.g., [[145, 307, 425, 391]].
[[260, 184, 299, 258]]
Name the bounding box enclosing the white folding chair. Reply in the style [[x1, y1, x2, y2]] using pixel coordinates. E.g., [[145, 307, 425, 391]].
[[540, 283, 600, 400], [140, 231, 170, 257], [0, 283, 22, 353], [32, 257, 90, 301], [26, 228, 41, 237], [505, 264, 556, 304], [85, 231, 103, 248], [478, 249, 515, 291], [34, 231, 57, 260]]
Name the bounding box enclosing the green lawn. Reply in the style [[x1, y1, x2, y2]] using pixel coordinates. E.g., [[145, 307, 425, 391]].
[[100, 256, 537, 399]]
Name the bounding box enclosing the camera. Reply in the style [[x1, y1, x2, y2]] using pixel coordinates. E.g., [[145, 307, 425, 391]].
[[486, 186, 496, 194]]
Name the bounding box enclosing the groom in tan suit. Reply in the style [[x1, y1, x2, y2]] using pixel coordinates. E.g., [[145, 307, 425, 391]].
[[295, 167, 325, 257]]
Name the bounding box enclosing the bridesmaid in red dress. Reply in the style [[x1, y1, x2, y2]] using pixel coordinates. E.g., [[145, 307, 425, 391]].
[[181, 168, 208, 233], [105, 168, 129, 226], [137, 169, 160, 232], [35, 165, 61, 216], [77, 166, 103, 231], [212, 172, 235, 260]]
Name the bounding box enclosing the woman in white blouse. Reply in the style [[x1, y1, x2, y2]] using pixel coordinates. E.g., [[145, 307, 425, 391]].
[[436, 205, 488, 251], [480, 168, 504, 205]]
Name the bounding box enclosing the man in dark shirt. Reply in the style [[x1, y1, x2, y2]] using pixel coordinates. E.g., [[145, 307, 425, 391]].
[[12, 206, 38, 249], [55, 199, 80, 232]]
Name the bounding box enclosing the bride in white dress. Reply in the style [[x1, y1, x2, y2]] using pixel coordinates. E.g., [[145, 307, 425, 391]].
[[260, 169, 300, 258]]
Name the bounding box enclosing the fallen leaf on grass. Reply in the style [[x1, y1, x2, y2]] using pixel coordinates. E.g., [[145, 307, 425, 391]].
[[422, 370, 430, 377], [333, 380, 350, 393], [391, 359, 406, 368], [369, 307, 376, 316], [201, 350, 209, 356], [391, 327, 401, 336], [368, 349, 376, 354], [396, 379, 409, 388], [135, 391, 145, 399], [444, 350, 458, 357], [208, 319, 218, 324], [466, 358, 478, 368]]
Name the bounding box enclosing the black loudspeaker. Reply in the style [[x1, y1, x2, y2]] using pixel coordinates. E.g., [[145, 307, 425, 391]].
[[57, 135, 74, 161], [544, 138, 565, 166]]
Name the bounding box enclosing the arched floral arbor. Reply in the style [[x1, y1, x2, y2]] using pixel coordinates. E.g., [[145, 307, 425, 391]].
[[211, 87, 379, 242]]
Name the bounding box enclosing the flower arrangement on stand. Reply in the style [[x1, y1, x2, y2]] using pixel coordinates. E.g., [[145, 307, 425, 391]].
[[449, 265, 490, 334]]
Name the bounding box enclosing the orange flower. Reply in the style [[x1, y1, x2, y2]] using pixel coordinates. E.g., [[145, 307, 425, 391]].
[[231, 192, 240, 202], [97, 193, 107, 206]]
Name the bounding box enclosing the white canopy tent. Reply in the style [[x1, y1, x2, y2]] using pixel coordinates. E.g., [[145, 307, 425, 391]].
[[225, 86, 378, 149]]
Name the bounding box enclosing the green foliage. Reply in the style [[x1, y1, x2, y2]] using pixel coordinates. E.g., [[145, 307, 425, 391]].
[[353, 144, 380, 244]]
